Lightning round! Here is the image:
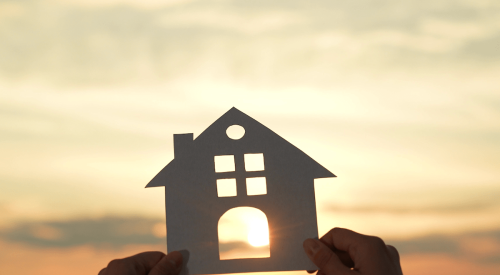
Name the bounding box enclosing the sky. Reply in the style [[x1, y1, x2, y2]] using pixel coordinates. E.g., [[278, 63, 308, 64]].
[[0, 0, 500, 274]]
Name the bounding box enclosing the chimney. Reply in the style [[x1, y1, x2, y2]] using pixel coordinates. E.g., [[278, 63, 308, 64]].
[[174, 133, 193, 158]]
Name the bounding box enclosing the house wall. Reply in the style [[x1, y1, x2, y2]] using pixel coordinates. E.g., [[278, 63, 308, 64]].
[[163, 109, 323, 274]]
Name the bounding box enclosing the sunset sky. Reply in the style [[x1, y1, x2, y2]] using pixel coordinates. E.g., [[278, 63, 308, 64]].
[[1, 0, 500, 274]]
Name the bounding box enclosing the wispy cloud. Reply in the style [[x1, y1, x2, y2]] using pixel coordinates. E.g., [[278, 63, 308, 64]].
[[326, 202, 498, 215], [0, 216, 499, 274], [1, 215, 498, 265], [0, 216, 164, 248], [1, 0, 499, 85], [389, 230, 500, 264]]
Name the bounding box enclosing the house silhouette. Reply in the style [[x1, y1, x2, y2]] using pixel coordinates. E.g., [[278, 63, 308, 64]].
[[146, 107, 335, 275]]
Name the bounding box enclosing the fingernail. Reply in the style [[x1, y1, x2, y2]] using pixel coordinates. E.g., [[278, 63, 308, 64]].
[[169, 251, 183, 271], [304, 239, 321, 257]]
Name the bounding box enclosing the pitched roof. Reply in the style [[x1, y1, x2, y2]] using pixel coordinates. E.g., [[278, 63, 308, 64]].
[[146, 107, 335, 188]]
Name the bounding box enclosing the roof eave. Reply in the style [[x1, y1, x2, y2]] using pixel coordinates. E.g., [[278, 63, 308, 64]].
[[145, 160, 177, 188]]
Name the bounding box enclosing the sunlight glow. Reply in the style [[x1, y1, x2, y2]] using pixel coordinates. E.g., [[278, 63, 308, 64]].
[[246, 217, 269, 247], [218, 207, 270, 259]]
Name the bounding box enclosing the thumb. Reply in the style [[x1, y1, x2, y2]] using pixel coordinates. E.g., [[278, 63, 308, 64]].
[[149, 251, 183, 275], [303, 238, 351, 275]]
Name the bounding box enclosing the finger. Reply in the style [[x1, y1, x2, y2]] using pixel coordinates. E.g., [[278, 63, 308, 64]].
[[129, 251, 166, 274], [320, 228, 367, 252], [330, 249, 354, 268], [317, 231, 354, 268], [386, 245, 402, 272], [321, 227, 385, 264], [386, 245, 400, 262], [303, 238, 351, 275], [105, 251, 165, 275], [149, 251, 183, 275], [306, 270, 317, 274]]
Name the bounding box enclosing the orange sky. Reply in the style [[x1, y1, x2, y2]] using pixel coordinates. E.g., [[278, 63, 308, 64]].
[[1, 240, 500, 275], [1, 0, 500, 273]]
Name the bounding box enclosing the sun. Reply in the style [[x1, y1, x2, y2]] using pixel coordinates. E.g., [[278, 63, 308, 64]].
[[247, 218, 269, 247], [218, 207, 270, 259]]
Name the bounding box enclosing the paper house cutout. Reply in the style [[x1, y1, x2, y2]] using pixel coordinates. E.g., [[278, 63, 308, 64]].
[[146, 107, 335, 275]]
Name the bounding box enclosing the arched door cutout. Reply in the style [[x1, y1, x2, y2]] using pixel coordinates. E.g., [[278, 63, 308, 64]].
[[218, 207, 270, 260]]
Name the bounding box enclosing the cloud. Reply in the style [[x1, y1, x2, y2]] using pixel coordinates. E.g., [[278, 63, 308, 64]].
[[49, 0, 195, 9], [388, 229, 500, 264], [0, 216, 164, 248], [219, 241, 249, 253], [0, 240, 165, 275], [0, 0, 499, 86], [0, 215, 498, 265], [324, 185, 500, 216], [326, 201, 498, 215]]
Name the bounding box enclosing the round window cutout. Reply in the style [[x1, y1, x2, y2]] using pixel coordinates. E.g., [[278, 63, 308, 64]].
[[226, 125, 245, 140]]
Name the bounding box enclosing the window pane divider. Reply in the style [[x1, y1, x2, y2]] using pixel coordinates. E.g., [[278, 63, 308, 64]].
[[215, 171, 266, 179]]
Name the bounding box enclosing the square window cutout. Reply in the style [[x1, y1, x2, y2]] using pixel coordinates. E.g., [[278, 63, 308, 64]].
[[214, 155, 235, 173], [246, 177, 267, 196], [217, 178, 237, 197], [244, 153, 265, 171]]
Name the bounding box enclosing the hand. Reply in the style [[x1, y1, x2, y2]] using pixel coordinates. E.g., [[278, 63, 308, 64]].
[[98, 251, 183, 275], [303, 228, 402, 275]]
